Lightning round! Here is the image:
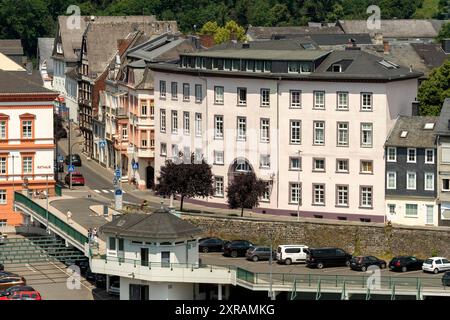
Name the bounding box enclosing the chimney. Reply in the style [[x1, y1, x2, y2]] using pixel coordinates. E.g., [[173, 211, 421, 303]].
[[345, 38, 360, 50], [374, 33, 383, 45], [383, 40, 390, 54], [242, 42, 250, 49], [199, 34, 215, 48], [442, 39, 450, 54], [26, 62, 33, 75]]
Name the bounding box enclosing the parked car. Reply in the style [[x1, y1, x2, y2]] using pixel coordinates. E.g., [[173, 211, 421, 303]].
[[246, 246, 276, 262], [422, 257, 450, 274], [0, 276, 26, 290], [442, 271, 450, 286], [0, 232, 6, 245], [389, 256, 424, 272], [223, 240, 254, 258], [109, 280, 120, 296], [56, 128, 67, 139], [65, 172, 85, 186], [0, 264, 3, 271], [0, 289, 41, 300], [276, 245, 309, 265], [65, 154, 82, 166], [349, 256, 387, 271], [198, 238, 226, 253], [95, 274, 107, 289], [0, 285, 36, 297], [306, 248, 353, 269], [75, 259, 90, 274], [0, 271, 19, 278]]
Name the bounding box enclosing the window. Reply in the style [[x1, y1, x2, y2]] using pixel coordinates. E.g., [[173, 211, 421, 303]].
[[160, 143, 167, 156], [443, 179, 450, 191], [387, 172, 396, 189], [171, 145, 179, 159], [336, 159, 349, 173], [405, 204, 418, 216], [289, 183, 301, 204], [22, 120, 32, 139], [407, 172, 417, 190], [171, 82, 178, 100], [171, 111, 178, 134], [313, 158, 325, 171], [425, 149, 434, 164], [288, 62, 300, 73], [0, 157, 6, 174], [289, 157, 301, 171], [361, 123, 373, 148], [337, 92, 348, 110], [183, 112, 190, 135], [109, 237, 116, 250], [361, 93, 373, 111], [337, 122, 349, 146], [237, 117, 247, 141], [314, 91, 325, 109], [214, 151, 224, 165], [0, 121, 7, 140], [407, 148, 416, 163], [214, 86, 224, 104], [260, 118, 270, 143], [160, 109, 166, 132], [290, 90, 301, 108], [261, 89, 270, 107], [160, 80, 166, 98], [425, 173, 434, 191], [195, 84, 202, 102], [360, 186, 373, 208], [260, 155, 270, 169], [361, 160, 373, 174], [336, 185, 348, 206], [122, 126, 128, 139], [0, 190, 6, 204], [195, 113, 202, 137], [290, 120, 301, 144], [23, 156, 33, 173], [388, 204, 396, 214], [141, 139, 147, 148], [313, 184, 325, 205], [313, 121, 325, 145], [237, 87, 247, 105], [387, 147, 396, 162], [214, 177, 224, 197], [214, 115, 223, 139], [183, 83, 190, 101], [141, 104, 148, 116], [261, 182, 270, 202]]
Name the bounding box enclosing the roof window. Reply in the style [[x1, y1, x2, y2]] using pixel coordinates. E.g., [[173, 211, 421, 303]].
[[423, 123, 435, 130], [378, 59, 399, 69], [400, 130, 408, 138]]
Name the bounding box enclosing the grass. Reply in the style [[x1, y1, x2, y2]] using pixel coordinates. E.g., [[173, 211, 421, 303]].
[[412, 0, 440, 18]]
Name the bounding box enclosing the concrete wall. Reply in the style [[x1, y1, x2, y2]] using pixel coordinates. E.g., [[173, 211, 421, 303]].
[[120, 277, 194, 300]]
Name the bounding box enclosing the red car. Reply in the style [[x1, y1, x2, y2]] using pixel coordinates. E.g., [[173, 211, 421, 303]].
[[0, 290, 42, 300], [65, 172, 85, 186]]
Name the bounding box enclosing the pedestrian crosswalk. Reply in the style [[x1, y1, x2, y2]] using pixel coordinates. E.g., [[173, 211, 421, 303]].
[[93, 189, 127, 194]]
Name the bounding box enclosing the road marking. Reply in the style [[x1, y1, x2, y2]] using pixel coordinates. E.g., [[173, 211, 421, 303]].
[[110, 190, 115, 193], [94, 190, 101, 193], [102, 190, 109, 194], [25, 263, 38, 273]]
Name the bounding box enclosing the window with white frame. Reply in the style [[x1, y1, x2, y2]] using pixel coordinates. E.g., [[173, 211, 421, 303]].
[[387, 147, 396, 162], [183, 112, 190, 135], [336, 185, 348, 206], [214, 115, 224, 139], [237, 87, 247, 105], [313, 121, 325, 145], [195, 113, 202, 137], [289, 183, 301, 204], [425, 149, 435, 164], [261, 89, 270, 107], [122, 126, 128, 139], [289, 157, 301, 170], [337, 92, 348, 110], [361, 123, 373, 147], [407, 148, 416, 163], [0, 121, 7, 139], [388, 204, 396, 214], [261, 182, 270, 202], [214, 151, 224, 165], [313, 158, 325, 171], [160, 109, 166, 132], [171, 82, 178, 100], [443, 179, 450, 191], [337, 122, 349, 146], [360, 160, 373, 174], [171, 111, 178, 134], [360, 186, 373, 208], [159, 80, 166, 98], [290, 90, 301, 108], [387, 172, 396, 189], [183, 83, 190, 101], [0, 189, 6, 204], [195, 84, 202, 102], [336, 159, 349, 173], [141, 104, 148, 116], [0, 219, 6, 226], [405, 204, 418, 216], [237, 117, 247, 140], [0, 157, 6, 174], [407, 172, 417, 190], [361, 92, 372, 111], [313, 184, 325, 205], [260, 155, 270, 169], [22, 156, 32, 174], [290, 120, 301, 144], [22, 120, 32, 139], [214, 86, 224, 104], [160, 143, 167, 156], [171, 144, 179, 159], [260, 118, 270, 143], [214, 177, 224, 197], [141, 138, 147, 148], [425, 172, 434, 191], [314, 91, 325, 109]]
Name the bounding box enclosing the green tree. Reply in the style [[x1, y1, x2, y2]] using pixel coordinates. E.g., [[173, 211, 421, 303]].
[[436, 22, 450, 42], [226, 172, 267, 217], [200, 21, 219, 34], [418, 60, 450, 116], [213, 20, 247, 44]]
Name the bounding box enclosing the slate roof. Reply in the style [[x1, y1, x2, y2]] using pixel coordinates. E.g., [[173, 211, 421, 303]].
[[182, 49, 330, 60], [410, 43, 448, 69], [0, 70, 55, 94], [100, 208, 203, 241], [271, 33, 372, 46], [385, 116, 438, 148], [247, 25, 344, 40], [53, 16, 88, 62], [210, 39, 319, 50], [435, 98, 450, 135], [0, 39, 24, 55], [38, 38, 55, 74]]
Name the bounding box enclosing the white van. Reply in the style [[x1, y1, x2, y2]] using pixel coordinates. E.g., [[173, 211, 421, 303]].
[[276, 245, 309, 265]]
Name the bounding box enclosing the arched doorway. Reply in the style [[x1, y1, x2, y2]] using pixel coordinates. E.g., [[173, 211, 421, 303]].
[[146, 166, 155, 189], [227, 158, 253, 184]]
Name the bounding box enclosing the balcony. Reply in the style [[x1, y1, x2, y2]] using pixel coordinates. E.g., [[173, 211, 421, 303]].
[[137, 148, 155, 158]]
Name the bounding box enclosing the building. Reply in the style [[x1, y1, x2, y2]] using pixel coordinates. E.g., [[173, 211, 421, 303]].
[[37, 38, 55, 90], [90, 207, 233, 300], [0, 70, 58, 226], [246, 23, 345, 40], [0, 39, 26, 67], [0, 52, 25, 72], [434, 98, 450, 227], [150, 41, 423, 222], [384, 116, 438, 226]]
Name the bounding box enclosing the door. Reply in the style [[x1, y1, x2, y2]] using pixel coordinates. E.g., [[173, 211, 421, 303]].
[[335, 249, 346, 266], [299, 248, 307, 261], [442, 259, 450, 271], [141, 248, 149, 267], [118, 239, 124, 262], [161, 251, 170, 268], [146, 166, 155, 189], [130, 284, 141, 300], [426, 205, 434, 225]]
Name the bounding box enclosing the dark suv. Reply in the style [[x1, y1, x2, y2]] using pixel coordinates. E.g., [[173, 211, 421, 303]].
[[306, 248, 353, 269], [350, 256, 387, 271], [389, 256, 424, 272], [65, 154, 82, 167], [223, 240, 254, 258], [246, 246, 275, 262]]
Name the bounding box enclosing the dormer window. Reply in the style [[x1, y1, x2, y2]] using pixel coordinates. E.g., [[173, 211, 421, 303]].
[[331, 64, 342, 72], [424, 123, 435, 130], [56, 43, 63, 54]]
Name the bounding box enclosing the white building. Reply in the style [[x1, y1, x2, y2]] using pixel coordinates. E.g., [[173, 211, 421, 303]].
[[151, 41, 422, 223]]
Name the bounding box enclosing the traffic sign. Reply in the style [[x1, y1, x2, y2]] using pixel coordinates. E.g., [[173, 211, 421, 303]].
[[58, 155, 65, 162], [68, 165, 75, 173], [132, 162, 139, 170], [115, 189, 123, 196], [99, 140, 106, 149], [115, 169, 121, 178]]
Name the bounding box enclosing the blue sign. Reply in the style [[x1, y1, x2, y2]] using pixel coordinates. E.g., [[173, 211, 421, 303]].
[[115, 169, 121, 178], [132, 162, 139, 170], [68, 165, 75, 173], [58, 156, 65, 162], [115, 189, 123, 196], [99, 140, 106, 149]]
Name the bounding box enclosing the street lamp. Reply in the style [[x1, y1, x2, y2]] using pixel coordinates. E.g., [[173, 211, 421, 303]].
[[296, 150, 302, 222], [268, 230, 275, 300]]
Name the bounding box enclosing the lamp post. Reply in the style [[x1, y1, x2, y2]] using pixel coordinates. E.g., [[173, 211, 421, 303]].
[[268, 230, 275, 300], [296, 150, 302, 222]]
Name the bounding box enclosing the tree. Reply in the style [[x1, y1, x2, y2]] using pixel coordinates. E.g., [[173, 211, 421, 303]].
[[418, 60, 450, 116], [199, 21, 219, 35], [436, 22, 450, 42], [156, 154, 214, 211], [214, 20, 247, 44], [226, 172, 267, 217]]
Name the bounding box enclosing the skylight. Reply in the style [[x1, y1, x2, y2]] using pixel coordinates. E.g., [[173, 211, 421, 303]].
[[301, 43, 315, 50], [424, 123, 435, 130], [378, 59, 400, 69], [400, 131, 408, 138]]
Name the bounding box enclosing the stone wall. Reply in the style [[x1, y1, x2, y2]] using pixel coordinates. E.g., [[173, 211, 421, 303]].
[[181, 213, 450, 259]]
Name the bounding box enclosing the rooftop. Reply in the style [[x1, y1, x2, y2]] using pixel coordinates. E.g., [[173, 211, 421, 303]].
[[38, 38, 55, 74], [182, 49, 330, 60], [247, 25, 344, 40], [0, 70, 55, 94], [385, 116, 438, 148], [0, 39, 24, 56], [435, 98, 450, 135]]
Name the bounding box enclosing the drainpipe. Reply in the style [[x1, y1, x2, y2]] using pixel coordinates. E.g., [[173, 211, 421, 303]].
[[276, 78, 281, 209]]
